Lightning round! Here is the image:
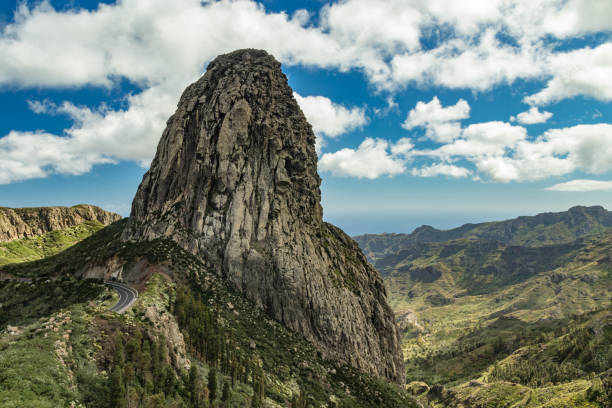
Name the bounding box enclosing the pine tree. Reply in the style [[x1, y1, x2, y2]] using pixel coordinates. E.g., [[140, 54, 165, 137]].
[[141, 339, 152, 373], [251, 393, 260, 408], [113, 332, 125, 368], [292, 388, 306, 408], [188, 365, 199, 405], [124, 361, 135, 388], [110, 366, 127, 408], [208, 367, 218, 404], [163, 365, 176, 397], [250, 368, 265, 408], [221, 380, 231, 406]]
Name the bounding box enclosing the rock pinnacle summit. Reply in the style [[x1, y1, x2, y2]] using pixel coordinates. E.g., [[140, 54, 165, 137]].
[[123, 49, 405, 383]]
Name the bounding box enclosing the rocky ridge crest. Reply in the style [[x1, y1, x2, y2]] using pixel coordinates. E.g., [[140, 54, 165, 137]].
[[123, 49, 404, 383], [0, 205, 121, 242]]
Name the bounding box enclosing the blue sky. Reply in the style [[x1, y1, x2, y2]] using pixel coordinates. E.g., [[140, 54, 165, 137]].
[[1, 0, 612, 235]]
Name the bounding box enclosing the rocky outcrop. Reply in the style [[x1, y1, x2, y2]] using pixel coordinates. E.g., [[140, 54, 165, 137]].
[[122, 49, 404, 383], [0, 205, 121, 242]]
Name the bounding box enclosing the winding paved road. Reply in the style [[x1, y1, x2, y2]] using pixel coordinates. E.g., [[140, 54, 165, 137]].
[[104, 281, 138, 313]]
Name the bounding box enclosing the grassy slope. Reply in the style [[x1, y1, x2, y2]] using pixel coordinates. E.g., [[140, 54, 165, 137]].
[[0, 220, 105, 266], [426, 309, 611, 407], [0, 221, 417, 407], [0, 279, 114, 408], [375, 231, 611, 407]]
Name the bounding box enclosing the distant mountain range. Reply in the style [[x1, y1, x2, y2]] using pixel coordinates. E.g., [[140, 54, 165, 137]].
[[355, 206, 612, 265], [354, 206, 611, 407]]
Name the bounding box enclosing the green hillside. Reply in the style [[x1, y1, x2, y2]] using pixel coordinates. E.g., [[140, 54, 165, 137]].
[[422, 309, 611, 407], [355, 206, 612, 263], [2, 206, 611, 407], [0, 220, 106, 266], [0, 220, 417, 408], [356, 210, 612, 407]]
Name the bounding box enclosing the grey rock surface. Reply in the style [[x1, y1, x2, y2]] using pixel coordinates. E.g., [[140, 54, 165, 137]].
[[123, 49, 404, 383], [0, 205, 121, 242]]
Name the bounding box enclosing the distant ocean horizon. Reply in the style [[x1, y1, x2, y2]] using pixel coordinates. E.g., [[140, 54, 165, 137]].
[[324, 211, 525, 236]]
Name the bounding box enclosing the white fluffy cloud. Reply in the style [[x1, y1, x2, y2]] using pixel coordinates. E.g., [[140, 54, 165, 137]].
[[402, 97, 470, 142], [1, 0, 610, 92], [390, 29, 543, 91], [425, 121, 527, 161], [321, 0, 422, 52], [0, 85, 175, 183], [539, 124, 612, 174], [0, 131, 114, 184], [318, 138, 405, 179], [539, 0, 612, 38], [411, 164, 471, 178], [511, 107, 553, 124], [525, 43, 612, 105], [293, 92, 367, 140], [320, 119, 612, 182], [432, 123, 612, 183], [404, 97, 470, 127], [546, 179, 612, 192], [29, 88, 172, 163], [0, 0, 344, 88], [1, 0, 612, 183], [390, 138, 415, 156]]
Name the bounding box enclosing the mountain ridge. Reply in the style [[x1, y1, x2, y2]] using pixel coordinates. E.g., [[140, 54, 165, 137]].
[[352, 206, 611, 406], [0, 204, 121, 243], [355, 205, 612, 262]]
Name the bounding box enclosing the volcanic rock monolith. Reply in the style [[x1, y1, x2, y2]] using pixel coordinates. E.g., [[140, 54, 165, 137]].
[[123, 49, 404, 383]]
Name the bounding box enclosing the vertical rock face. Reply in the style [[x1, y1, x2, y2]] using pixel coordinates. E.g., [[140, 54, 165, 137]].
[[0, 205, 121, 242], [123, 49, 404, 383]]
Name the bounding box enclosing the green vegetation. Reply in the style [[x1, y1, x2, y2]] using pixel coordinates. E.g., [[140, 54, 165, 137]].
[[433, 379, 606, 408], [0, 279, 114, 408], [0, 220, 105, 266], [385, 234, 611, 387], [357, 211, 612, 407], [0, 221, 418, 407], [104, 322, 196, 407], [0, 277, 106, 328], [355, 205, 612, 263], [5, 205, 610, 407], [0, 219, 139, 278], [489, 310, 611, 387], [169, 263, 416, 407], [1, 317, 82, 408]]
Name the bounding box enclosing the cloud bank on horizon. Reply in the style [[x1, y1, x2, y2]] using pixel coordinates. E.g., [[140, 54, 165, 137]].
[[1, 0, 612, 193]]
